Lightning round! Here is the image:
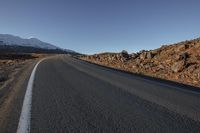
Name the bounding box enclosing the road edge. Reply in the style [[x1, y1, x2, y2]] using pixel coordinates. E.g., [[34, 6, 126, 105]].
[[16, 58, 45, 133]]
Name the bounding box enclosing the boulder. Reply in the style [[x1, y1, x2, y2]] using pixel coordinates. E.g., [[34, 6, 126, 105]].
[[147, 52, 154, 59], [180, 52, 189, 61], [131, 53, 138, 59], [151, 49, 159, 55], [121, 50, 130, 61], [108, 56, 112, 61], [138, 50, 146, 54], [121, 50, 129, 57], [158, 64, 165, 69], [171, 61, 185, 72], [144, 62, 154, 68], [135, 58, 141, 64], [139, 52, 147, 60], [153, 54, 160, 59], [132, 65, 137, 69], [177, 44, 189, 52]]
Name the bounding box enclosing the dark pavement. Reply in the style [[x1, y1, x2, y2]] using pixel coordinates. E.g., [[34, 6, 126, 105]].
[[30, 55, 200, 133]]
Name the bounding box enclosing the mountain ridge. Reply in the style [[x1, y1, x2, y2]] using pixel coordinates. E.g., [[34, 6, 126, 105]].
[[0, 34, 60, 50]]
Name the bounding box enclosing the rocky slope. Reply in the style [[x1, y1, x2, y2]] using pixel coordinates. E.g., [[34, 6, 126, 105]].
[[80, 38, 200, 88]]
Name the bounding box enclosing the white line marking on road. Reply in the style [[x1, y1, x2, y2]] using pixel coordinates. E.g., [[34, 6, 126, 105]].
[[17, 59, 45, 133]]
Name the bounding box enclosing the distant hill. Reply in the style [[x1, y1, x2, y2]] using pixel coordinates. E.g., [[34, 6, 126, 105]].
[[0, 34, 60, 49], [0, 44, 79, 55], [0, 34, 78, 55]]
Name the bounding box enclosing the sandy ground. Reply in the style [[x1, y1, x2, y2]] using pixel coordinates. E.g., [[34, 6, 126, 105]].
[[0, 54, 49, 132]]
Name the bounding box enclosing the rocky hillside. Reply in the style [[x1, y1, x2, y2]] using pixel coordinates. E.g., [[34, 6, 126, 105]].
[[80, 38, 200, 88]]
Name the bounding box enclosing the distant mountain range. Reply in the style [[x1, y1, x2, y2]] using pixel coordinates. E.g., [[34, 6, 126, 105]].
[[0, 34, 61, 49]]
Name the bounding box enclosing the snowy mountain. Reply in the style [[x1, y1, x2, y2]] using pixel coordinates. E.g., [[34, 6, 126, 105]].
[[0, 34, 59, 49]]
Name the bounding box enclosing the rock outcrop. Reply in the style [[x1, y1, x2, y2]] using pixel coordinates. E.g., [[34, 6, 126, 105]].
[[80, 38, 200, 88]]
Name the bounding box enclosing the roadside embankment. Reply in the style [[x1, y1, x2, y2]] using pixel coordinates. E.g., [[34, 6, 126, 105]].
[[80, 38, 200, 88]]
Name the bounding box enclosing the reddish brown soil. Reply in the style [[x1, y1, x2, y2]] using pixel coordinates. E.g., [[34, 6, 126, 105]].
[[80, 38, 200, 88]]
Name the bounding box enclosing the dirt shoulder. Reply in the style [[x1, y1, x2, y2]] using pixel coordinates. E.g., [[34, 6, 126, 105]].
[[80, 38, 200, 88], [0, 53, 50, 132]]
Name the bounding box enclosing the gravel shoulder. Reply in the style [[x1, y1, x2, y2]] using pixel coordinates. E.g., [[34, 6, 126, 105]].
[[0, 54, 44, 132]]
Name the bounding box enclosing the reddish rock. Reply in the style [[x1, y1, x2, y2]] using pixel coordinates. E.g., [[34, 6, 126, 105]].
[[131, 53, 138, 59], [147, 52, 154, 59], [139, 52, 147, 60], [80, 37, 200, 88], [171, 61, 185, 72]]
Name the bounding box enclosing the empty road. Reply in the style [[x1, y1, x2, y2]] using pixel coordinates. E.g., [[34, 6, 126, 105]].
[[18, 55, 200, 132]]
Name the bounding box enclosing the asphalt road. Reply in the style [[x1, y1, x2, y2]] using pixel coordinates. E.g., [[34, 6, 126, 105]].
[[28, 55, 200, 133]]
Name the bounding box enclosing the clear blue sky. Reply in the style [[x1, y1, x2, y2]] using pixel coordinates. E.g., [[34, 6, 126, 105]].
[[0, 0, 200, 54]]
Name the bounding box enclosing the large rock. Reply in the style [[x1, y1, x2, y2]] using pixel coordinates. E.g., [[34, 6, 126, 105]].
[[177, 44, 190, 52], [121, 50, 130, 61], [94, 54, 100, 60], [144, 62, 154, 68], [147, 52, 155, 59], [139, 52, 147, 60], [158, 64, 165, 69], [135, 58, 141, 64], [180, 52, 189, 61], [131, 53, 138, 59], [121, 50, 129, 57], [171, 61, 185, 72]]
